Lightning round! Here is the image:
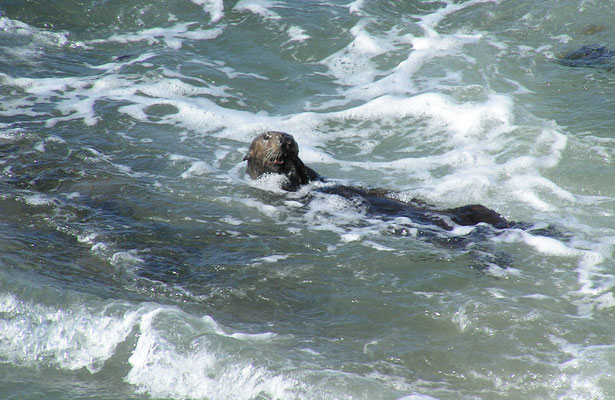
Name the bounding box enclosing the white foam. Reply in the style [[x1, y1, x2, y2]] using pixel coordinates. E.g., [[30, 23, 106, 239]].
[[110, 251, 144, 269], [574, 250, 607, 295], [494, 230, 578, 257], [347, 0, 366, 16], [189, 0, 225, 23], [0, 16, 71, 47], [77, 232, 98, 244], [126, 308, 295, 400], [419, 0, 501, 36], [321, 23, 394, 87], [1, 74, 101, 125], [233, 0, 281, 20], [548, 335, 613, 399], [180, 161, 216, 178], [362, 240, 395, 251], [0, 294, 138, 373], [315, 3, 496, 104], [197, 314, 278, 341], [90, 242, 108, 253], [4, 64, 249, 132], [493, 228, 615, 317], [284, 200, 304, 208], [24, 194, 54, 206], [1, 45, 44, 64], [239, 197, 284, 219], [87, 52, 158, 72], [485, 265, 522, 278], [246, 172, 291, 194], [308, 91, 573, 212], [221, 216, 243, 225], [255, 254, 290, 263], [507, 174, 574, 212], [0, 291, 300, 399], [287, 26, 310, 42], [341, 233, 362, 243], [398, 395, 441, 400], [0, 96, 41, 117], [452, 303, 473, 332], [95, 23, 223, 49], [304, 190, 369, 232], [328, 92, 512, 139], [551, 34, 571, 44]]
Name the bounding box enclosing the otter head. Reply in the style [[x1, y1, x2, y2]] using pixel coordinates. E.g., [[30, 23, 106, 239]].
[[243, 131, 318, 191]]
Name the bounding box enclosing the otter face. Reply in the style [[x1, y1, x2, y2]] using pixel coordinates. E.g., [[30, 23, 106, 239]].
[[244, 131, 320, 191], [243, 131, 300, 179]]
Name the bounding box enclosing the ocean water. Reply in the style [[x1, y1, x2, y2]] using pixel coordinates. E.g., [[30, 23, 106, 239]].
[[2, 0, 615, 398]]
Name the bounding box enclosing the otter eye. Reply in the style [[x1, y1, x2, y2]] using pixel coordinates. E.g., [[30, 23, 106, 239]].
[[263, 133, 271, 140]]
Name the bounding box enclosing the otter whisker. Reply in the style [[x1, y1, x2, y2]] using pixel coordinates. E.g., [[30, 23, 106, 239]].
[[262, 147, 280, 164]]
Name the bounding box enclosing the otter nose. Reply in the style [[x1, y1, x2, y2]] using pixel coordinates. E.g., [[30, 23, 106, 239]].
[[279, 134, 293, 147]]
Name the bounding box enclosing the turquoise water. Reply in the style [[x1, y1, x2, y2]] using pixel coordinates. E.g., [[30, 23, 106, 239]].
[[2, 0, 615, 399]]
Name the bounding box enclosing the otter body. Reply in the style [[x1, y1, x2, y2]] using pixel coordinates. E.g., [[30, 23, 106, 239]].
[[244, 131, 511, 231]]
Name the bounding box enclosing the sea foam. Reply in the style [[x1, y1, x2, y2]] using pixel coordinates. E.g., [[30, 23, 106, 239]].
[[0, 293, 138, 373], [0, 16, 70, 47], [190, 0, 225, 23], [0, 290, 299, 399]]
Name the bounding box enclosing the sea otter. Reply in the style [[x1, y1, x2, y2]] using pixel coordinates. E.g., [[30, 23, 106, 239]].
[[243, 131, 511, 231]]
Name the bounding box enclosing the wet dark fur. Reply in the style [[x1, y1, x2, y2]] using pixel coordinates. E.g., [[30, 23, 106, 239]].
[[244, 131, 511, 231]]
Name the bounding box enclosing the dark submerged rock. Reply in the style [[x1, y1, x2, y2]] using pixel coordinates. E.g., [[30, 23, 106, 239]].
[[558, 44, 615, 68]]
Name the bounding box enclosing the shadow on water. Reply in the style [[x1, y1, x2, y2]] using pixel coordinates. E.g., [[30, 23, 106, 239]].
[[0, 133, 261, 308]]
